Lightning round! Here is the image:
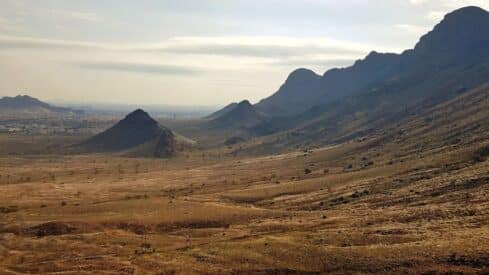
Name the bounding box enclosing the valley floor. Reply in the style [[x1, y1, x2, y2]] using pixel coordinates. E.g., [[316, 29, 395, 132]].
[[0, 135, 488, 274]]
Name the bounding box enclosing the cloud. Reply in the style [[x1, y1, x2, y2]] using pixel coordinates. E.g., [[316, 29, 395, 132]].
[[0, 35, 106, 49], [442, 0, 489, 9], [0, 34, 399, 60], [409, 0, 429, 5], [153, 41, 366, 58], [409, 0, 489, 12], [426, 11, 445, 21], [137, 36, 401, 60], [0, 34, 404, 77], [0, 17, 8, 31], [76, 61, 202, 76], [394, 24, 430, 36], [267, 57, 356, 68], [410, 0, 489, 25], [43, 9, 103, 23], [64, 11, 102, 22], [0, 17, 21, 33]]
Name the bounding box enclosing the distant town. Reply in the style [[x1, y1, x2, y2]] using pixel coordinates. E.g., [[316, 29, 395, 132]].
[[0, 116, 113, 135]]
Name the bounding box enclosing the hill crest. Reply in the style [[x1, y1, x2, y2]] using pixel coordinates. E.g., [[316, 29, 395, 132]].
[[0, 95, 79, 114], [211, 100, 267, 128]]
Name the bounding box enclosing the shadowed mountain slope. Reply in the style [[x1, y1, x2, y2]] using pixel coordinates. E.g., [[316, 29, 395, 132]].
[[249, 6, 489, 146], [211, 100, 268, 129], [81, 109, 177, 157], [255, 68, 322, 116], [205, 102, 239, 120], [254, 6, 489, 118], [244, 79, 489, 156], [153, 6, 489, 152]]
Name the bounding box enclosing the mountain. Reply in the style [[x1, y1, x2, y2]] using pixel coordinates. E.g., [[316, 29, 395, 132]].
[[205, 102, 238, 120], [0, 95, 80, 115], [254, 6, 489, 118], [246, 6, 489, 142], [255, 68, 322, 116], [210, 100, 268, 129], [81, 109, 178, 158], [255, 52, 402, 117], [413, 6, 489, 61]]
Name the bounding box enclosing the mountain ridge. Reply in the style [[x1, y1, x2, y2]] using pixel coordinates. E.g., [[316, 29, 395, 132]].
[[211, 100, 267, 129], [255, 68, 322, 116], [205, 102, 239, 120], [0, 95, 80, 114], [252, 6, 489, 117]]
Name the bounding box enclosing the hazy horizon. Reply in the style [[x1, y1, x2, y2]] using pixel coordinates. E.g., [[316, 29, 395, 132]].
[[1, 0, 488, 105]]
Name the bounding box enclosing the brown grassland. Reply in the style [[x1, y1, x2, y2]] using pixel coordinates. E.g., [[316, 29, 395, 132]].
[[1, 85, 489, 274], [0, 137, 488, 274]]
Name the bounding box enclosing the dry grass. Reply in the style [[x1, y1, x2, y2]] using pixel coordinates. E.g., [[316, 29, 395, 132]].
[[0, 131, 488, 274]]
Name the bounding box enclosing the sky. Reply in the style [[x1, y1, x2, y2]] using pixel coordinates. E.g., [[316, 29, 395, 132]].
[[0, 0, 488, 106]]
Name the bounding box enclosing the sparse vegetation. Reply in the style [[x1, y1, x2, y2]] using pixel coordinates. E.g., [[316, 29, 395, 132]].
[[473, 145, 489, 162], [1, 5, 489, 274], [1, 118, 489, 273], [0, 205, 18, 214]]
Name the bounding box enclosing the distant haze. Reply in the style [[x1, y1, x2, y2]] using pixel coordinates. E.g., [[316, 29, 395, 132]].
[[56, 101, 218, 118], [0, 0, 488, 105]]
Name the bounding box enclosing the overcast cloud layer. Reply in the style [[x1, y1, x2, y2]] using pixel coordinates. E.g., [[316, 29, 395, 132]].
[[0, 0, 488, 106]]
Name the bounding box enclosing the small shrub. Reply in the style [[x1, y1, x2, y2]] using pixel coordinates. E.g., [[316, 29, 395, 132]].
[[304, 168, 312, 175], [351, 192, 360, 198], [473, 145, 489, 162], [0, 205, 18, 214]]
